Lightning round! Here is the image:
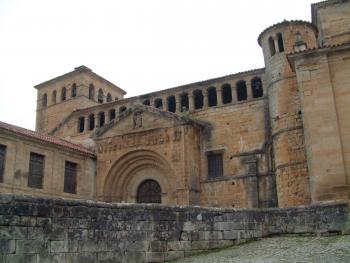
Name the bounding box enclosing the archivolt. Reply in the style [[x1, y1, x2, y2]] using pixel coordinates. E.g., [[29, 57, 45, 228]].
[[103, 150, 173, 202]]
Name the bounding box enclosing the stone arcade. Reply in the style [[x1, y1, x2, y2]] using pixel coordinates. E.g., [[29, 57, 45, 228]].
[[1, 0, 350, 209]]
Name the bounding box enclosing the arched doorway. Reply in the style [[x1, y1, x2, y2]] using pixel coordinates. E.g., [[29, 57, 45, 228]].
[[137, 179, 162, 203]]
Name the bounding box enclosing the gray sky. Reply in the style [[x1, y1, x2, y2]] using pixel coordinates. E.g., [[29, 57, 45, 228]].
[[0, 0, 315, 130]]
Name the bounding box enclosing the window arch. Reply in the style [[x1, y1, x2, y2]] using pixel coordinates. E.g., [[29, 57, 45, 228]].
[[89, 84, 95, 100], [154, 98, 163, 109], [251, 77, 263, 98], [119, 106, 127, 113], [221, 84, 232, 104], [61, 87, 67, 101], [78, 117, 85, 133], [277, 33, 284, 52], [207, 87, 217, 107], [106, 93, 112, 102], [109, 109, 116, 121], [52, 90, 57, 104], [142, 99, 150, 106], [71, 83, 77, 97], [137, 179, 162, 204], [193, 90, 203, 109], [167, 96, 176, 113], [268, 36, 276, 57], [42, 93, 47, 107], [98, 89, 104, 103], [98, 112, 105, 127], [236, 80, 247, 101], [180, 93, 189, 112], [88, 114, 95, 130]]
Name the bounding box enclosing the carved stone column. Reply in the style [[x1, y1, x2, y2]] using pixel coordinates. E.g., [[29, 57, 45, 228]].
[[217, 88, 223, 106], [175, 94, 181, 113], [188, 93, 194, 111], [203, 90, 208, 109], [231, 86, 237, 103], [246, 80, 252, 100], [164, 97, 169, 111]]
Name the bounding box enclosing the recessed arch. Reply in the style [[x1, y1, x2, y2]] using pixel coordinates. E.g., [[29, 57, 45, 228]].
[[103, 150, 173, 204]]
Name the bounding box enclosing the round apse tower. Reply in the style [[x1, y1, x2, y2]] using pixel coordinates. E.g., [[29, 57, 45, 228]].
[[258, 21, 318, 207]]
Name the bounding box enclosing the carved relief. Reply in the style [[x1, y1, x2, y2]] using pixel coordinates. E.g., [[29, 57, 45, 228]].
[[133, 111, 143, 129]]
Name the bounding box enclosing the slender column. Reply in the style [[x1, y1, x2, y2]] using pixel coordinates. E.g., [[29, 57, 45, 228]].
[[188, 93, 194, 111], [217, 88, 223, 106], [246, 80, 252, 100], [231, 86, 237, 103], [164, 97, 169, 111], [203, 90, 208, 109], [84, 116, 89, 132], [274, 38, 279, 53], [176, 94, 181, 113]]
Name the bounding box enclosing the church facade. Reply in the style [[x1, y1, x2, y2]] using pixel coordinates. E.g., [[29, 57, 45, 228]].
[[1, 0, 350, 208]]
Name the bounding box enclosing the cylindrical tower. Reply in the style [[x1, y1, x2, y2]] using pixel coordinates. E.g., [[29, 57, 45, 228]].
[[258, 21, 318, 207]]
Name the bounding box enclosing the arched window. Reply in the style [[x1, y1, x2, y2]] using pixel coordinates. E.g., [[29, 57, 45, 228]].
[[154, 98, 163, 109], [78, 116, 85, 133], [119, 106, 127, 113], [42, 93, 47, 107], [109, 109, 116, 121], [52, 90, 57, 104], [106, 93, 112, 102], [193, 90, 203, 109], [137, 180, 162, 204], [89, 84, 95, 100], [98, 112, 105, 127], [71, 83, 77, 97], [167, 96, 176, 113], [61, 87, 67, 101], [251, 77, 263, 98], [221, 84, 232, 104], [98, 89, 104, 103], [207, 87, 217, 107], [236, 80, 247, 101], [268, 37, 276, 57], [277, 33, 284, 52], [88, 114, 95, 130], [180, 93, 189, 112], [142, 99, 150, 106]]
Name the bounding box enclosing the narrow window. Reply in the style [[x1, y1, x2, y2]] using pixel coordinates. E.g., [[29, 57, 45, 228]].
[[207, 153, 223, 179], [52, 90, 57, 104], [180, 93, 189, 112], [0, 145, 6, 183], [89, 84, 95, 100], [71, 83, 77, 97], [98, 112, 105, 127], [42, 93, 48, 107], [167, 96, 176, 113], [222, 84, 232, 104], [154, 98, 163, 109], [109, 109, 116, 121], [64, 161, 77, 194], [142, 99, 150, 106], [193, 90, 203, 109], [236, 80, 247, 101], [61, 87, 67, 101], [78, 117, 85, 133], [28, 152, 44, 189], [251, 77, 263, 98], [106, 93, 112, 102], [98, 89, 104, 103], [207, 87, 217, 107], [88, 114, 95, 130], [277, 33, 284, 52], [119, 106, 127, 113], [268, 37, 276, 56]]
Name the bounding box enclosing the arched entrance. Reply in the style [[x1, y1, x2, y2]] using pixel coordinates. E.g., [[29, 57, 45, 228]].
[[103, 150, 173, 204], [137, 179, 162, 203]]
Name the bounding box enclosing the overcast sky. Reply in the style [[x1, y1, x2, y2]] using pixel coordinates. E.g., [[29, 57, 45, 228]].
[[0, 0, 315, 130]]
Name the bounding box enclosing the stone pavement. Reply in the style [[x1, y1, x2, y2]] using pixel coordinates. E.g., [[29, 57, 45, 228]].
[[168, 235, 350, 263]]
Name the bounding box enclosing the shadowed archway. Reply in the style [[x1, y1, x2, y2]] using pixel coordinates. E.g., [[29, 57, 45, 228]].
[[103, 150, 173, 204]]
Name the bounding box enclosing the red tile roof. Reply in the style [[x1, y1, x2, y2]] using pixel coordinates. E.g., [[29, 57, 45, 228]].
[[0, 121, 95, 158], [288, 41, 350, 56]]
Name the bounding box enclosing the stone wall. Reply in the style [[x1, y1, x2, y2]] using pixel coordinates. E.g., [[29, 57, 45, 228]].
[[0, 195, 348, 263]]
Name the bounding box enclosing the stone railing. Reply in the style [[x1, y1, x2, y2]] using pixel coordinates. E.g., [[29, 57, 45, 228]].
[[0, 195, 348, 262]]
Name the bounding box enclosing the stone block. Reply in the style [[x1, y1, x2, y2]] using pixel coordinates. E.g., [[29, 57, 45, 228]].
[[4, 254, 37, 263], [16, 239, 48, 254], [97, 251, 123, 263], [125, 251, 146, 263], [0, 226, 27, 240], [191, 241, 210, 250], [165, 251, 184, 261], [38, 253, 66, 263], [167, 241, 191, 251], [149, 241, 166, 252], [0, 239, 15, 254], [223, 230, 239, 240], [66, 252, 97, 263], [50, 240, 68, 253], [146, 252, 164, 262]]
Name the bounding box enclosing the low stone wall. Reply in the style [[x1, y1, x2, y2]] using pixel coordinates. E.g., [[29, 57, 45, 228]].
[[0, 195, 348, 263]]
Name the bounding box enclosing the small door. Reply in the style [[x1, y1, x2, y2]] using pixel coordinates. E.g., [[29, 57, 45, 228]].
[[137, 179, 161, 204]]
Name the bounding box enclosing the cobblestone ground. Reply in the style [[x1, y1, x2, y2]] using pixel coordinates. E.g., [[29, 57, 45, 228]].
[[168, 235, 350, 263]]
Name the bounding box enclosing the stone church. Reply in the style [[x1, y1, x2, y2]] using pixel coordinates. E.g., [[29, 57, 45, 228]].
[[1, 0, 350, 209]]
